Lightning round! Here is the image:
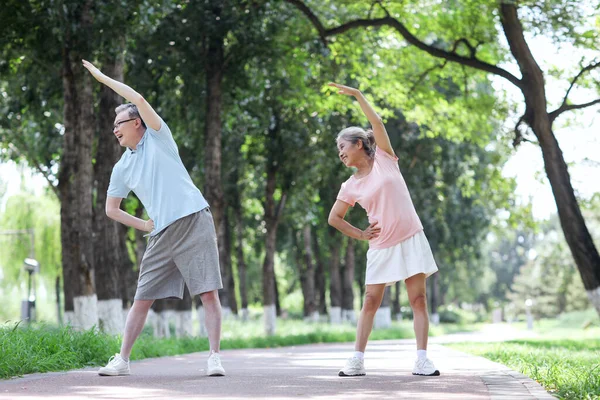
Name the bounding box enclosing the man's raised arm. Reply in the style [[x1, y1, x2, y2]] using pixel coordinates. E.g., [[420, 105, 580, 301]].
[[82, 59, 161, 131]]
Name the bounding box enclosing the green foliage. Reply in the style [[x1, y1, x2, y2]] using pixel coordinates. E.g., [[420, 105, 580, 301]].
[[507, 216, 591, 319], [451, 338, 600, 400], [4, 0, 596, 321], [0, 189, 61, 285]]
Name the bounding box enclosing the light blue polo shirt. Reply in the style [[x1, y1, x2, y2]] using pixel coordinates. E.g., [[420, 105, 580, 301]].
[[107, 118, 208, 236]]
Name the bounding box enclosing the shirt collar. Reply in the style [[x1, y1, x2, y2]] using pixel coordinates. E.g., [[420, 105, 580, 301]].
[[127, 130, 148, 154]]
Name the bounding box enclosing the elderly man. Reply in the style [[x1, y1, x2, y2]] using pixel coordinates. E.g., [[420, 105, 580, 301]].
[[82, 59, 225, 377]]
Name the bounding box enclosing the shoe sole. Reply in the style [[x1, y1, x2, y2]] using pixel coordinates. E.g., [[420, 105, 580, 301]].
[[338, 371, 366, 377], [412, 370, 440, 376], [98, 372, 130, 376]]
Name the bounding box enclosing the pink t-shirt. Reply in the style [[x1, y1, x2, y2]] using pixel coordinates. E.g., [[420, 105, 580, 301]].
[[337, 147, 423, 250]]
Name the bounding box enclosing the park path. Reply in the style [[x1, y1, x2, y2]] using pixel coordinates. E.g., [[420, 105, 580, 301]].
[[1, 325, 554, 399]]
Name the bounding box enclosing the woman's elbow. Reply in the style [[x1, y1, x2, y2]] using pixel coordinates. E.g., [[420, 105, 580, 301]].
[[328, 214, 338, 227]]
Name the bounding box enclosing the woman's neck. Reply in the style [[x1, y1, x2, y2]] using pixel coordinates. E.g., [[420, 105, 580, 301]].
[[354, 157, 373, 178]]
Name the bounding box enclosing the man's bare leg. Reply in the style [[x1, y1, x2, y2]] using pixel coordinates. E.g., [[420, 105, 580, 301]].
[[200, 290, 222, 352], [120, 299, 154, 360]]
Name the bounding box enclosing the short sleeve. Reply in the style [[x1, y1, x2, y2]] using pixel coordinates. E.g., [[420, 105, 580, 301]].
[[375, 146, 399, 162], [336, 180, 356, 207], [147, 118, 178, 153], [107, 165, 130, 198]]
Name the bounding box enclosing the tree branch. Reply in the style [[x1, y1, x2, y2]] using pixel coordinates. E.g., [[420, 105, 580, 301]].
[[512, 112, 538, 147], [286, 0, 523, 88], [6, 138, 60, 199], [409, 61, 448, 93], [558, 60, 600, 110], [285, 0, 328, 45], [452, 38, 477, 58], [549, 98, 600, 122]]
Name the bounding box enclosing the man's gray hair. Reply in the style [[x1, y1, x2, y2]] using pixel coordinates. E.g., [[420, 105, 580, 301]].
[[115, 103, 146, 128]]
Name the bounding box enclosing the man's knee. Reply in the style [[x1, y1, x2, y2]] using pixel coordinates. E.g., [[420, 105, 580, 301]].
[[199, 290, 220, 306], [132, 299, 154, 314]]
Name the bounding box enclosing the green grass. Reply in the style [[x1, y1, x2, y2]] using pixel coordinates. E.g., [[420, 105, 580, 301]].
[[450, 310, 600, 399], [0, 318, 475, 380], [450, 338, 600, 400], [511, 309, 600, 340]]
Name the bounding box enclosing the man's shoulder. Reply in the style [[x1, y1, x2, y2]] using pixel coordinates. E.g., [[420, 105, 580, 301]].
[[112, 152, 129, 171]]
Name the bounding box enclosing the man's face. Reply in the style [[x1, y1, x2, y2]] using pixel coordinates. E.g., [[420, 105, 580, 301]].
[[113, 111, 140, 148]]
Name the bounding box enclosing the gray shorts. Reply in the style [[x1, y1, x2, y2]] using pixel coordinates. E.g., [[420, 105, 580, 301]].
[[134, 208, 223, 300]]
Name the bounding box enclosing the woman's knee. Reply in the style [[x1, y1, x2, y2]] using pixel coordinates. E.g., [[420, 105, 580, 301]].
[[362, 291, 383, 314], [409, 293, 427, 311]]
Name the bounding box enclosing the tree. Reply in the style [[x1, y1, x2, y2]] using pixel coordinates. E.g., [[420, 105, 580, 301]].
[[0, 190, 61, 321], [287, 0, 600, 315]]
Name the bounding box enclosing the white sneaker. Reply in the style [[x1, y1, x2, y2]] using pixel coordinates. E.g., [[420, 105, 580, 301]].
[[207, 352, 225, 376], [98, 354, 130, 376], [338, 356, 366, 376], [412, 358, 440, 376]]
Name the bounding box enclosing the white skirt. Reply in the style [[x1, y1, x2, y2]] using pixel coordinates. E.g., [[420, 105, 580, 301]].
[[365, 231, 438, 286]]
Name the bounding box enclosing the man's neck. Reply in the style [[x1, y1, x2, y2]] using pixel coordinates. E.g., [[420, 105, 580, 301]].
[[129, 129, 146, 151]]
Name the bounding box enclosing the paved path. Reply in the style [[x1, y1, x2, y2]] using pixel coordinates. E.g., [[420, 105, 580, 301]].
[[0, 337, 554, 400]]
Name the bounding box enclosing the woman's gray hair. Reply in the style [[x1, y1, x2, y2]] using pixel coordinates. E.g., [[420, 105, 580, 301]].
[[336, 127, 376, 158], [115, 103, 146, 128]]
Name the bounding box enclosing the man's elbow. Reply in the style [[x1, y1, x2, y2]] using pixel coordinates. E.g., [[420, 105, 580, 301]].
[[105, 206, 117, 220]]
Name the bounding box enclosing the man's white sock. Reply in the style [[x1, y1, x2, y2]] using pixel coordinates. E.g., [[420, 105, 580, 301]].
[[417, 349, 427, 360], [354, 351, 364, 360]]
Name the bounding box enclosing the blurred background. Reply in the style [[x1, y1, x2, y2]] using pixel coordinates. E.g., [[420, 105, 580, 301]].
[[0, 0, 599, 340]]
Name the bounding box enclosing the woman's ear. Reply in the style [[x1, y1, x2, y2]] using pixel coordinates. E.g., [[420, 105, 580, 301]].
[[356, 140, 364, 150]]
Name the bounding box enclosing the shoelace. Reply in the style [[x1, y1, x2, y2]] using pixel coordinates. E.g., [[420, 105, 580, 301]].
[[107, 355, 117, 366], [209, 353, 222, 365], [347, 357, 362, 368], [108, 354, 126, 367]]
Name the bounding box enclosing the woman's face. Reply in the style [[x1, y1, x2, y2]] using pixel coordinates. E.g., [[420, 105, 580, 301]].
[[337, 138, 364, 167]]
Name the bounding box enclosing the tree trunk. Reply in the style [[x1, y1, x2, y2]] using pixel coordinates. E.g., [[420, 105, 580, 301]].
[[263, 225, 277, 333], [234, 201, 248, 320], [221, 209, 238, 316], [374, 286, 392, 329], [120, 223, 138, 309], [500, 3, 600, 315], [151, 299, 173, 338], [299, 226, 317, 320], [429, 272, 439, 325], [174, 287, 193, 338], [203, 9, 228, 313], [313, 231, 327, 316], [233, 203, 248, 321], [342, 239, 356, 322], [274, 269, 282, 317], [262, 111, 287, 335], [328, 229, 342, 324], [392, 281, 402, 320], [94, 50, 127, 335], [58, 3, 97, 329]]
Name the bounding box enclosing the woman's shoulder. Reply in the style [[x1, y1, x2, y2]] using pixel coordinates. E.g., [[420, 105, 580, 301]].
[[375, 146, 398, 162]]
